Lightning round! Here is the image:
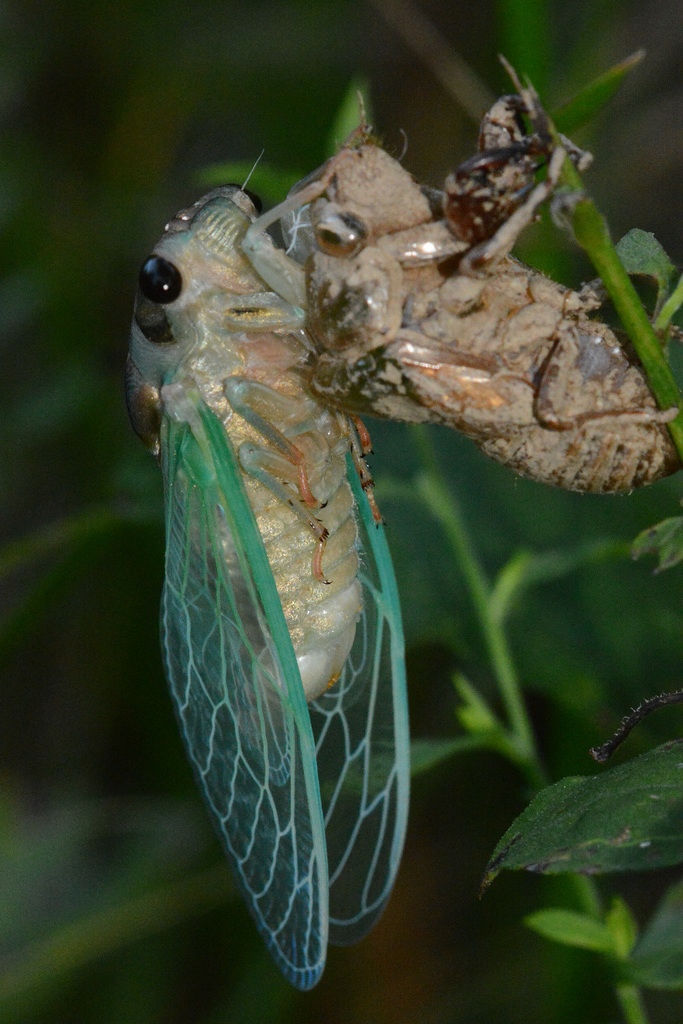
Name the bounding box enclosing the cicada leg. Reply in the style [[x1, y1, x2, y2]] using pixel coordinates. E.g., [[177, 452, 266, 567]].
[[499, 58, 592, 174], [347, 418, 383, 526], [242, 177, 333, 307], [448, 62, 592, 274], [221, 291, 306, 330], [535, 328, 680, 430], [458, 145, 566, 274], [350, 414, 373, 456], [238, 441, 330, 583], [224, 377, 333, 581], [224, 377, 323, 509]]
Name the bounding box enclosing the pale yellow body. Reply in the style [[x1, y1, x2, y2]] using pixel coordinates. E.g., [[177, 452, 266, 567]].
[[127, 188, 362, 700]]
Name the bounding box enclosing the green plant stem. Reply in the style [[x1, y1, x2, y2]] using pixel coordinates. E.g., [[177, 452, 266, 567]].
[[558, 156, 683, 463], [552, 131, 667, 1024], [406, 429, 644, 1021], [410, 426, 547, 790], [654, 272, 683, 332], [615, 982, 650, 1024]]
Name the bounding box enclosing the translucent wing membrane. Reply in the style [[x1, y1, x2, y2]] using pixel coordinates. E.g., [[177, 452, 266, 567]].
[[311, 456, 409, 945], [160, 403, 328, 989]]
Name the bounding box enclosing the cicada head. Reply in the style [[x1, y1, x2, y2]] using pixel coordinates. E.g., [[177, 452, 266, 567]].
[[126, 186, 264, 450]]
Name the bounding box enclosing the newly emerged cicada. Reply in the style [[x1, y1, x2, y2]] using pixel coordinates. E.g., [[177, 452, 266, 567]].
[[244, 81, 680, 493], [126, 185, 409, 989]]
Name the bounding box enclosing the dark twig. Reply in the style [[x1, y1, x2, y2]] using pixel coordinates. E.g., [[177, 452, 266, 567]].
[[590, 689, 683, 762]]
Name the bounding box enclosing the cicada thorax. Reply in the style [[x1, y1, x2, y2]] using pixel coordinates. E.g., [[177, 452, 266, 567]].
[[127, 185, 364, 702]]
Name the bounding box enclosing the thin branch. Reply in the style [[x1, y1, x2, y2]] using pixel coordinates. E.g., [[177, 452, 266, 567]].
[[590, 689, 683, 762]]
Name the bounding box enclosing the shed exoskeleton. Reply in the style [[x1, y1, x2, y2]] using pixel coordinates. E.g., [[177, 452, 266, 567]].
[[243, 83, 680, 493]]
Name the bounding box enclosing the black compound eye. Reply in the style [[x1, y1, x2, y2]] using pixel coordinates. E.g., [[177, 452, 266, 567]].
[[138, 255, 182, 303], [225, 184, 263, 213]]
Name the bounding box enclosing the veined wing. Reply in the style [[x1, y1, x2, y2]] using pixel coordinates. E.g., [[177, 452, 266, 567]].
[[160, 396, 328, 989], [311, 453, 409, 945]]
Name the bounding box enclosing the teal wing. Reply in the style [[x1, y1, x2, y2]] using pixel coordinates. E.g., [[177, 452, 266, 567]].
[[311, 454, 409, 945], [160, 398, 328, 990]]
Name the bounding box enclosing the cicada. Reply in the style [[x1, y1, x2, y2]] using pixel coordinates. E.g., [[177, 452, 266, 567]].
[[243, 82, 680, 493], [126, 185, 409, 989]]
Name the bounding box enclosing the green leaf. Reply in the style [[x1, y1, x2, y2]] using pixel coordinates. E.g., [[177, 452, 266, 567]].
[[628, 878, 683, 989], [454, 673, 500, 736], [616, 229, 678, 308], [632, 515, 683, 572], [553, 51, 645, 136], [606, 897, 638, 958], [481, 740, 683, 892], [524, 908, 615, 954], [490, 539, 629, 624], [409, 736, 483, 775]]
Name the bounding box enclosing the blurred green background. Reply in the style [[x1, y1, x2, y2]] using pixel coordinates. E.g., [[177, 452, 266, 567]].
[[2, 0, 683, 1021]]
